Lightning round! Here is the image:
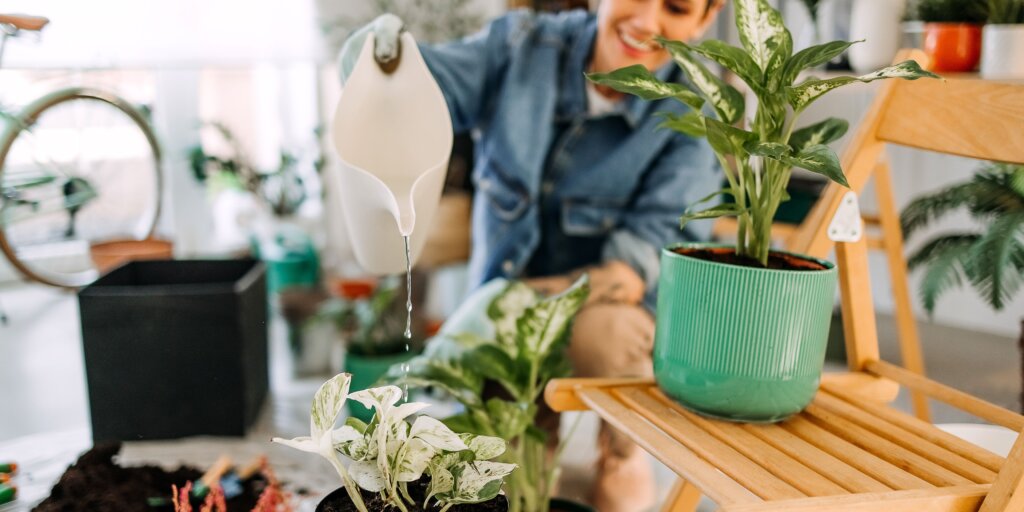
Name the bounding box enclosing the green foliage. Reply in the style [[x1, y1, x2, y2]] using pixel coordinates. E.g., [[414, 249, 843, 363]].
[[587, 0, 939, 265], [989, 0, 1024, 23], [799, 0, 823, 22], [317, 276, 414, 356], [909, 0, 990, 23], [386, 277, 590, 512], [902, 163, 1024, 314]]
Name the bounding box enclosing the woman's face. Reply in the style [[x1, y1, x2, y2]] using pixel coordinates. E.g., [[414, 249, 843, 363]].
[[592, 0, 723, 74]]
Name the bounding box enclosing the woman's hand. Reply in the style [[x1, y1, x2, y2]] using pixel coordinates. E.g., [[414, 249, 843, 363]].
[[338, 14, 405, 85], [525, 260, 645, 305]]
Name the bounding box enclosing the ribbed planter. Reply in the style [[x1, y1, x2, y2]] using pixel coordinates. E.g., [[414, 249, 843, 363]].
[[345, 350, 418, 423], [654, 243, 838, 423]]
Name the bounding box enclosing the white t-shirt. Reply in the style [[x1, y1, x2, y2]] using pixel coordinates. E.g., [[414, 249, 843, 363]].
[[586, 81, 620, 117]]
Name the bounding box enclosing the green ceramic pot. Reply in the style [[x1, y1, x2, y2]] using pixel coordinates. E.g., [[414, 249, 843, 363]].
[[344, 350, 417, 423], [654, 243, 838, 423]]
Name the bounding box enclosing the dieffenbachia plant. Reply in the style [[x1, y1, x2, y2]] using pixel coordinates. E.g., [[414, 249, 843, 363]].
[[273, 375, 515, 512], [588, 0, 940, 266], [386, 276, 590, 512]]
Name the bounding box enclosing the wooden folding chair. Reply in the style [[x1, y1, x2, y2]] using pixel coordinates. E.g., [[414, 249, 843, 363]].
[[546, 72, 1024, 511], [714, 49, 932, 421]]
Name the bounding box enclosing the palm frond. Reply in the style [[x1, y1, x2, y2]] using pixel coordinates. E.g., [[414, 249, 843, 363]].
[[965, 168, 1024, 218], [965, 212, 1024, 311], [909, 234, 979, 314], [901, 182, 986, 239]]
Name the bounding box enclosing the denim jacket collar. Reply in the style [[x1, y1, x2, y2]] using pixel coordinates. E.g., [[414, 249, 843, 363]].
[[557, 18, 679, 128]]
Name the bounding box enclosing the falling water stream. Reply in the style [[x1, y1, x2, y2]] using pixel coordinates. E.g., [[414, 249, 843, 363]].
[[402, 235, 412, 400]]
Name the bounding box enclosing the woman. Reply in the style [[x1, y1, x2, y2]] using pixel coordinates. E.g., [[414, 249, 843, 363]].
[[340, 1, 724, 509]]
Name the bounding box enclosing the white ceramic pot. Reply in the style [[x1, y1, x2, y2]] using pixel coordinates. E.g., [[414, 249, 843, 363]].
[[981, 24, 1024, 79], [849, 0, 906, 73]]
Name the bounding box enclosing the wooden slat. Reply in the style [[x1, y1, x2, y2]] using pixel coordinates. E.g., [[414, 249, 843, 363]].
[[576, 388, 758, 507], [804, 403, 974, 487], [811, 393, 996, 483], [979, 430, 1024, 512], [661, 479, 702, 512], [821, 384, 1005, 473], [743, 423, 893, 494], [867, 361, 1024, 431], [783, 415, 933, 490], [836, 236, 882, 371], [544, 377, 653, 412], [877, 77, 1024, 165], [723, 485, 989, 512], [613, 388, 806, 501], [645, 389, 848, 497], [820, 372, 900, 403]]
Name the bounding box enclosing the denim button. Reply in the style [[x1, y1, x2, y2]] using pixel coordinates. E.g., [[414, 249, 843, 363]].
[[502, 260, 515, 273]]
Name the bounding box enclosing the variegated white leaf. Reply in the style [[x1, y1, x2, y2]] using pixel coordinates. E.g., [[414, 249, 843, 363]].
[[517, 276, 589, 356], [410, 416, 469, 452], [466, 435, 506, 460], [389, 401, 432, 423], [350, 460, 387, 492], [310, 373, 352, 440], [395, 438, 435, 482], [734, 0, 791, 79], [270, 436, 317, 453], [788, 60, 939, 110], [446, 461, 517, 503], [425, 465, 455, 504], [347, 385, 403, 414], [659, 38, 744, 124], [489, 281, 539, 347]]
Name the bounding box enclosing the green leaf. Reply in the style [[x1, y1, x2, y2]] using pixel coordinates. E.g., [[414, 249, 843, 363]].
[[787, 60, 940, 110], [688, 39, 763, 91], [907, 234, 978, 314], [311, 373, 352, 440], [515, 275, 590, 357], [656, 111, 707, 138], [484, 398, 533, 440], [586, 65, 705, 110], [680, 204, 746, 228], [784, 144, 848, 187], [487, 281, 538, 349], [743, 141, 793, 160], [734, 0, 792, 89], [781, 40, 861, 85], [789, 118, 849, 152], [704, 117, 755, 158], [658, 38, 745, 124], [462, 344, 517, 392], [441, 413, 481, 434]]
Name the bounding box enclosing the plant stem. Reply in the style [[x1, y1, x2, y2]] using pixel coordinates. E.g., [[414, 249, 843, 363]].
[[328, 456, 369, 512]]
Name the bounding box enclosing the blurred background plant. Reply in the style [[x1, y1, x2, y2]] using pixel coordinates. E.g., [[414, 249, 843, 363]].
[[908, 0, 990, 23], [317, 0, 485, 55], [316, 275, 415, 357], [989, 0, 1024, 23]]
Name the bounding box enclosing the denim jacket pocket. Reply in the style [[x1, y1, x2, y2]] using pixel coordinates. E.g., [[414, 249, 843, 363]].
[[476, 160, 530, 222], [562, 198, 625, 236]]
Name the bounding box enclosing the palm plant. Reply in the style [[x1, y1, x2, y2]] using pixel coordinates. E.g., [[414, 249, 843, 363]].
[[989, 0, 1024, 23]]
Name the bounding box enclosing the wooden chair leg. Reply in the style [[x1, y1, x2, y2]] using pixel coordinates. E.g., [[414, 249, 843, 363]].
[[661, 478, 702, 512], [979, 430, 1024, 511], [874, 162, 931, 421]]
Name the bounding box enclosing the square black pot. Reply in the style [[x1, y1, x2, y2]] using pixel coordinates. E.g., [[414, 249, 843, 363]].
[[78, 259, 268, 441]]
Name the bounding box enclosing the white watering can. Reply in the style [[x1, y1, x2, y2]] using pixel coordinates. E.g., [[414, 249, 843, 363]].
[[330, 32, 452, 275]]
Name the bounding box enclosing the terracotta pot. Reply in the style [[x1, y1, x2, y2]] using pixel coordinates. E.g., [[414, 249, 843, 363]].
[[89, 238, 173, 274], [924, 23, 983, 72]]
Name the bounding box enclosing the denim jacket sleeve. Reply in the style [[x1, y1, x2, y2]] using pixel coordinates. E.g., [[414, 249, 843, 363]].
[[602, 133, 720, 308], [417, 12, 529, 133]]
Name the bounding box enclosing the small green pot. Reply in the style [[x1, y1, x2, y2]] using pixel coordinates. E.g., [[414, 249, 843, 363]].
[[344, 350, 417, 423], [654, 243, 838, 423]]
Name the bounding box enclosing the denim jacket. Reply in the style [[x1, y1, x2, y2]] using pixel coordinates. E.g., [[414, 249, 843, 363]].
[[419, 10, 719, 308]]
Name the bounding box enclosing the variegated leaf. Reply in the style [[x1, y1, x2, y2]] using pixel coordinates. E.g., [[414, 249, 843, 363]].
[[395, 438, 434, 482], [743, 141, 792, 160], [688, 40, 763, 90], [446, 461, 517, 503], [409, 416, 469, 452], [734, 0, 792, 86], [789, 118, 849, 152], [487, 281, 538, 348], [659, 38, 745, 124], [782, 40, 861, 85], [311, 373, 352, 440], [782, 144, 848, 187], [704, 117, 755, 159], [680, 204, 746, 229], [466, 435, 507, 460], [270, 436, 317, 453], [347, 385, 403, 414], [350, 460, 387, 492], [425, 465, 455, 503], [515, 275, 590, 357], [586, 65, 705, 110], [788, 60, 940, 110], [656, 111, 706, 138]]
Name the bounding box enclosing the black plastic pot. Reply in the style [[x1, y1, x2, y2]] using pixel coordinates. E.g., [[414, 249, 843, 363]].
[[78, 259, 268, 441], [548, 498, 595, 512], [315, 485, 509, 511]]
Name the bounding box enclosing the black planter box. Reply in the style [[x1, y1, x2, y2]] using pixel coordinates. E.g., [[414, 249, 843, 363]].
[[78, 259, 268, 441]]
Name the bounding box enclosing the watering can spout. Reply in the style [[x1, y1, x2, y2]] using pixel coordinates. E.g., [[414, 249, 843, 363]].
[[330, 32, 453, 275]]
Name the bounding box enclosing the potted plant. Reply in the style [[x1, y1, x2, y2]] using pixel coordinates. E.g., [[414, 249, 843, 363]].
[[901, 163, 1024, 410], [274, 373, 515, 512], [588, 0, 938, 422], [982, 0, 1024, 77], [317, 275, 421, 423], [909, 0, 988, 71], [386, 277, 591, 512]]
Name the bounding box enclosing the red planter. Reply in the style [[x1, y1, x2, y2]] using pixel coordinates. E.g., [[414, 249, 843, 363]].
[[924, 23, 983, 72]]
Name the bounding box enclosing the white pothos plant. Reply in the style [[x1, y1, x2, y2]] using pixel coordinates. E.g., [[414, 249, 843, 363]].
[[273, 374, 515, 512], [588, 0, 940, 266], [386, 276, 590, 512]]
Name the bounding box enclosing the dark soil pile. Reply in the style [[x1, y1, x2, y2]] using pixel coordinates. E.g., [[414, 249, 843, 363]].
[[677, 247, 827, 271], [316, 479, 508, 512], [33, 443, 267, 512]]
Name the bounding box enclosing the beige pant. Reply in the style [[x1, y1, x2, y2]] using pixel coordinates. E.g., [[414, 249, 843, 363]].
[[567, 302, 655, 458]]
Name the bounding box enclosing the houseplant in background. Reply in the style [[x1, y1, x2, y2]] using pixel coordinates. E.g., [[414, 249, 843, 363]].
[[273, 373, 516, 512], [909, 0, 988, 71], [982, 0, 1024, 78], [901, 162, 1024, 411], [386, 277, 591, 512], [317, 275, 421, 423], [589, 0, 938, 422]]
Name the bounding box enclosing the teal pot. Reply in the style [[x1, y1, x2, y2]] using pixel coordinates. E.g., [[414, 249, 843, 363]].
[[549, 498, 594, 511], [654, 243, 838, 423], [345, 350, 417, 423]]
